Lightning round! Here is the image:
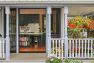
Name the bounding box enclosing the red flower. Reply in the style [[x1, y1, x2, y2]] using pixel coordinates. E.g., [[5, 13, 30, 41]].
[[68, 24, 76, 29]]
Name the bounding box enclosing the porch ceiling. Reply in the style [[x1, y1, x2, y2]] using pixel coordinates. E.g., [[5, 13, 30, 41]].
[[68, 6, 94, 16]]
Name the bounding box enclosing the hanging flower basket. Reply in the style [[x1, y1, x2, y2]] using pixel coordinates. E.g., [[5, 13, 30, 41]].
[[68, 16, 94, 38]]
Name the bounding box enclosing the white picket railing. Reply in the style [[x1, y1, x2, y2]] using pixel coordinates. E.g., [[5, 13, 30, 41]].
[[0, 38, 6, 60], [51, 38, 94, 59], [51, 38, 65, 58], [68, 38, 94, 58]]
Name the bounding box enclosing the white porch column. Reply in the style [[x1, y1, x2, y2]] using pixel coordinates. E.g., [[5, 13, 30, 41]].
[[46, 6, 52, 57], [5, 6, 10, 60], [61, 8, 64, 38], [16, 8, 19, 54], [64, 6, 68, 58]]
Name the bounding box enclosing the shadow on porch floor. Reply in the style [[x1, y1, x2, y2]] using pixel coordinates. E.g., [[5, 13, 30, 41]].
[[10, 53, 46, 61]]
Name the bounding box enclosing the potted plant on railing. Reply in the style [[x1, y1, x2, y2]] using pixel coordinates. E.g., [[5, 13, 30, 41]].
[[68, 16, 94, 38]]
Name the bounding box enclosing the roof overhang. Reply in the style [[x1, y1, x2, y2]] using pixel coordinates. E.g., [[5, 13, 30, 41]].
[[0, 1, 94, 8]]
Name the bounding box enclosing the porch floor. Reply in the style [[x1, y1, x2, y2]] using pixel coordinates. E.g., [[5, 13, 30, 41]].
[[1, 53, 94, 63], [10, 53, 46, 61]]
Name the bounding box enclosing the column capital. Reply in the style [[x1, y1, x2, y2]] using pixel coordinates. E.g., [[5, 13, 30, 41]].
[[47, 6, 52, 14], [64, 6, 68, 14], [5, 6, 10, 14]]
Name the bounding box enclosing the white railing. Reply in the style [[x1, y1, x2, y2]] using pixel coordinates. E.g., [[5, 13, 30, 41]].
[[51, 38, 65, 58], [51, 38, 94, 59], [0, 38, 6, 60], [68, 38, 94, 58]]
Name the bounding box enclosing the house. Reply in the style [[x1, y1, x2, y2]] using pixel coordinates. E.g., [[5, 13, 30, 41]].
[[0, 0, 94, 63]]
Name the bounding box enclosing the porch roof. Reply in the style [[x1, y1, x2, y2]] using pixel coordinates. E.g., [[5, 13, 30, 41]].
[[0, 1, 94, 7]]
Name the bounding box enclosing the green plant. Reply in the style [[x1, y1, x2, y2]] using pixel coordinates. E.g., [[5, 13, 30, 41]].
[[46, 54, 62, 63], [63, 58, 83, 63], [63, 58, 72, 63]]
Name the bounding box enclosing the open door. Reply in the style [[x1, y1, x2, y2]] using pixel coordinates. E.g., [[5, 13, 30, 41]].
[[19, 9, 46, 53]]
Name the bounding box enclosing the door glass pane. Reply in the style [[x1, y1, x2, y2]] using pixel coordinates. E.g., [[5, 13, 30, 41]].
[[9, 9, 16, 52]]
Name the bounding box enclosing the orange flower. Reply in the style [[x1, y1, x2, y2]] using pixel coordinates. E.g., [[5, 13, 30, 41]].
[[88, 21, 94, 30], [68, 24, 76, 29]]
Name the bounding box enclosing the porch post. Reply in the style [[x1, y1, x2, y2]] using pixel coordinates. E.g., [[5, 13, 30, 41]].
[[16, 8, 19, 54], [61, 8, 64, 38], [5, 6, 10, 60], [64, 6, 68, 58], [46, 6, 52, 57]]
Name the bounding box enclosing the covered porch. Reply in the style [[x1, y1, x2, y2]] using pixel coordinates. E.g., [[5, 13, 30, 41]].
[[0, 5, 94, 61]]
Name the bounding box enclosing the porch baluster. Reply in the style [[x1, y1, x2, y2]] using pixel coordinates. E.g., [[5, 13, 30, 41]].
[[59, 39, 60, 58], [56, 39, 57, 57], [88, 40, 90, 57], [79, 39, 81, 58], [85, 39, 87, 57], [82, 40, 83, 58], [69, 39, 71, 57], [61, 39, 63, 58], [75, 39, 77, 57], [91, 39, 93, 57]]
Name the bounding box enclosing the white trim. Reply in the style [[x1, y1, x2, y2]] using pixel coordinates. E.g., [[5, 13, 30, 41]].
[[61, 8, 64, 38], [0, 1, 94, 4], [16, 8, 19, 54], [64, 6, 68, 58], [5, 6, 10, 60], [46, 6, 52, 56]]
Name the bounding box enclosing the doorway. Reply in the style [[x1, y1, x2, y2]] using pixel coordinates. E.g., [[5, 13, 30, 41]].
[[19, 9, 46, 53], [9, 8, 61, 53]]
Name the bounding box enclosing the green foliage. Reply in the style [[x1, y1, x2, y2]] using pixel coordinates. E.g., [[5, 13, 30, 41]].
[[63, 58, 72, 63], [46, 54, 62, 63], [63, 58, 83, 63], [68, 28, 81, 38], [46, 57, 62, 63]]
